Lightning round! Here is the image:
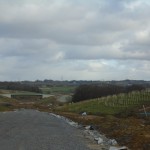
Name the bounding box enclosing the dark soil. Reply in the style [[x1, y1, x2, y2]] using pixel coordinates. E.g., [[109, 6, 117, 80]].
[[55, 112, 150, 150]]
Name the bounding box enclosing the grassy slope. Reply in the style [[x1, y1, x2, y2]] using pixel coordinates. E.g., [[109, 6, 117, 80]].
[[59, 90, 150, 115], [40, 86, 76, 94]]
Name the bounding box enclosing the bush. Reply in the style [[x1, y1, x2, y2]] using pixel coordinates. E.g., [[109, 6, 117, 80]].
[[72, 84, 145, 102]]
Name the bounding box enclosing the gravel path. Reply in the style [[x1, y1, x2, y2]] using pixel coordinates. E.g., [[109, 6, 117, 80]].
[[0, 109, 94, 150]]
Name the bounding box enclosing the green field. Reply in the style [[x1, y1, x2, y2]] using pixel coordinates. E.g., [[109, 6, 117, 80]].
[[59, 89, 150, 115], [0, 89, 40, 94], [40, 86, 76, 94]]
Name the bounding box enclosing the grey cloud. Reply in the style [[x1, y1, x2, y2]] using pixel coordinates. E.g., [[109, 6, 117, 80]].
[[0, 0, 150, 80], [0, 38, 61, 58], [0, 0, 149, 43]]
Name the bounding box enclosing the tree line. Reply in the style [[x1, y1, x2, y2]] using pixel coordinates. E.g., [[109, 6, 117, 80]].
[[0, 82, 41, 93], [72, 84, 146, 102]]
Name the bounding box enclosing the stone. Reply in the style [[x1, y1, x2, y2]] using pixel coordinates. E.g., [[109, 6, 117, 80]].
[[108, 139, 118, 146], [95, 137, 103, 144], [85, 125, 95, 130], [85, 126, 91, 130], [82, 112, 87, 116], [109, 146, 128, 150]]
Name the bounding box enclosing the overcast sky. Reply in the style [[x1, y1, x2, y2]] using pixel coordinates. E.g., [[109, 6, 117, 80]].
[[0, 0, 150, 81]]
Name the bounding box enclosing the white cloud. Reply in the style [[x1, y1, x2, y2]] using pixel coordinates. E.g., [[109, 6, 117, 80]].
[[0, 0, 149, 80]]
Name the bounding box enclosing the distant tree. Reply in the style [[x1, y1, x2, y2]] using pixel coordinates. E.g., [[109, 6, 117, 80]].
[[72, 84, 124, 102], [125, 84, 145, 93], [0, 82, 41, 93], [72, 84, 146, 103]]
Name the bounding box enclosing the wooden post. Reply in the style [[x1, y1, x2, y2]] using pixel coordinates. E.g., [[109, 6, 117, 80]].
[[143, 105, 147, 117]]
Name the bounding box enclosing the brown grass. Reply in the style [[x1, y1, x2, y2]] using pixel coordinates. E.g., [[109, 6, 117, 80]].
[[55, 111, 150, 150]]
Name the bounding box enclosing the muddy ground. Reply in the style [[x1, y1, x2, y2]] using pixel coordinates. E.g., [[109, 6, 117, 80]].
[[55, 112, 150, 150]]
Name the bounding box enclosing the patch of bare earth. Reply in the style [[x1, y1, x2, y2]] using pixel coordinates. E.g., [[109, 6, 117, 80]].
[[55, 112, 150, 150]]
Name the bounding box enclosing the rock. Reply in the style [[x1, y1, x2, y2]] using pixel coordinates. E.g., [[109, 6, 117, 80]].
[[85, 125, 95, 130], [68, 121, 78, 127], [85, 126, 91, 130], [108, 139, 117, 146], [109, 146, 128, 150], [89, 125, 95, 130], [95, 137, 104, 144], [82, 112, 87, 116]]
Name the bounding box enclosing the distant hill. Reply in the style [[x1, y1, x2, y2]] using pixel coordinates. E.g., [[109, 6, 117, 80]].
[[0, 80, 150, 90], [20, 79, 150, 87]]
